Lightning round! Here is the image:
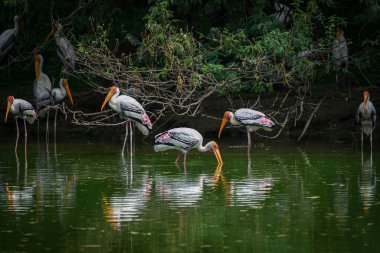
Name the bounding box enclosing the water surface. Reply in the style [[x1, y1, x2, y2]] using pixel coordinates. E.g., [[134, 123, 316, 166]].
[[0, 139, 379, 252]]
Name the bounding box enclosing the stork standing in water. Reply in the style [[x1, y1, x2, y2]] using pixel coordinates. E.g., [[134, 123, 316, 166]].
[[101, 86, 152, 156], [51, 79, 74, 140], [154, 127, 223, 168], [0, 15, 23, 62], [218, 108, 275, 148], [5, 96, 37, 154], [33, 54, 53, 140], [356, 90, 376, 155]]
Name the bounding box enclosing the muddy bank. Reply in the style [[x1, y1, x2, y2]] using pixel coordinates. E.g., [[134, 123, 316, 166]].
[[1, 86, 378, 145]]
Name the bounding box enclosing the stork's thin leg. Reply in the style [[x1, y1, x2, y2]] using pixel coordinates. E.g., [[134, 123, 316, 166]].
[[46, 109, 50, 143], [15, 119, 19, 153], [175, 153, 181, 165], [122, 121, 129, 156], [54, 108, 58, 143], [24, 118, 27, 156], [247, 129, 252, 147], [129, 121, 133, 157], [361, 130, 363, 155], [370, 132, 373, 162], [37, 119, 40, 142], [183, 152, 188, 167]]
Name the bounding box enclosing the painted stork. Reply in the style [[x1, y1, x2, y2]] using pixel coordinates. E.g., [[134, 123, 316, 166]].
[[5, 96, 37, 154], [0, 15, 23, 62], [33, 54, 53, 139], [218, 108, 275, 147], [44, 24, 76, 74], [154, 127, 223, 167], [101, 86, 152, 155], [332, 27, 348, 72], [52, 79, 74, 139], [356, 90, 376, 153]]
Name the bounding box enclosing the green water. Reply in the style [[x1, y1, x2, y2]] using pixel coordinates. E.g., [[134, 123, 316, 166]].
[[0, 139, 379, 252]]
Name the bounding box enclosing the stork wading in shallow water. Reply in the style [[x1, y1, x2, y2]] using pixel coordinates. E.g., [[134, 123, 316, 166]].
[[5, 96, 37, 154], [154, 127, 223, 168], [101, 86, 152, 156], [218, 108, 275, 148], [33, 54, 53, 139], [52, 79, 74, 139], [356, 90, 376, 154], [0, 16, 23, 62]]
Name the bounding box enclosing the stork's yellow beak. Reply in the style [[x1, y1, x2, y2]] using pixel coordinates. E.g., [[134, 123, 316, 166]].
[[34, 55, 40, 80], [5, 100, 11, 123], [218, 112, 230, 139], [43, 25, 56, 43], [101, 88, 116, 111], [62, 79, 74, 105], [212, 144, 223, 166]]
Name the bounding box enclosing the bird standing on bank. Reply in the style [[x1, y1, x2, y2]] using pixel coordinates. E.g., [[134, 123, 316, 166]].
[[5, 96, 37, 154], [218, 108, 275, 147], [154, 127, 223, 168], [33, 54, 53, 140], [0, 15, 23, 62], [101, 86, 152, 156], [51, 79, 74, 139], [356, 90, 376, 153]]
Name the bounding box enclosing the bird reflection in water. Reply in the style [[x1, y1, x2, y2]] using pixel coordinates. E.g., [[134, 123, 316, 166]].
[[212, 164, 231, 205], [102, 156, 152, 229], [359, 151, 376, 213], [5, 153, 33, 213], [333, 169, 349, 232]]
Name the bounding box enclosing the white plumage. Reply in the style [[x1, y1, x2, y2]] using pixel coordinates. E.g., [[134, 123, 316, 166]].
[[5, 96, 37, 124], [101, 86, 152, 135], [154, 127, 223, 166], [5, 96, 37, 154], [218, 108, 275, 147], [0, 16, 21, 62], [356, 90, 376, 153], [33, 54, 53, 110], [54, 24, 76, 74], [101, 86, 152, 155]]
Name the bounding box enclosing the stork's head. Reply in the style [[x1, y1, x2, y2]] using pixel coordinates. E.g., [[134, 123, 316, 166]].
[[62, 79, 74, 105], [101, 86, 118, 111], [363, 90, 370, 113], [336, 27, 343, 39], [207, 141, 223, 166], [5, 96, 14, 123], [218, 111, 232, 139]]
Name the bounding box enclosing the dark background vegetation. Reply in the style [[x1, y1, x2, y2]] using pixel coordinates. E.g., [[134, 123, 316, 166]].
[[1, 0, 379, 141]]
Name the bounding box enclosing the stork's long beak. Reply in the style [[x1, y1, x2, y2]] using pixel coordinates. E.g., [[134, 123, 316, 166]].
[[213, 146, 223, 166], [5, 100, 11, 123], [363, 93, 368, 113], [101, 89, 115, 111], [63, 80, 74, 105], [218, 112, 230, 139], [34, 56, 40, 80], [43, 26, 56, 43]]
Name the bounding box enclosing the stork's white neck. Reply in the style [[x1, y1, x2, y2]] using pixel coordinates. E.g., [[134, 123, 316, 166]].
[[59, 80, 66, 97], [38, 56, 44, 75], [229, 113, 240, 126], [109, 88, 121, 112], [197, 141, 213, 153], [14, 16, 19, 35]]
